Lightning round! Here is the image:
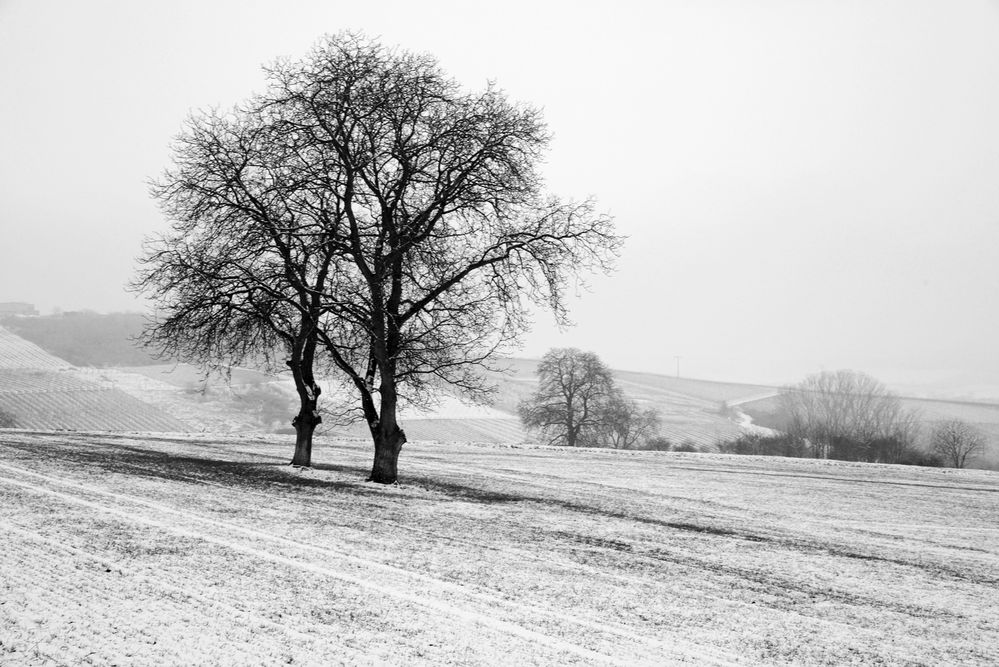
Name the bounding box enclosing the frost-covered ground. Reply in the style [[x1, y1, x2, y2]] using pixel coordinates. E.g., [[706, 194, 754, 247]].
[[1, 432, 997, 665]]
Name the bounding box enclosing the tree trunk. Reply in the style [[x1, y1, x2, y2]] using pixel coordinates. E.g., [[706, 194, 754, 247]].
[[368, 424, 406, 484], [290, 404, 321, 467]]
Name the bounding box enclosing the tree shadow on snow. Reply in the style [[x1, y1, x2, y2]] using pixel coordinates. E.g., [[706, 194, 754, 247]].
[[41, 440, 402, 499]]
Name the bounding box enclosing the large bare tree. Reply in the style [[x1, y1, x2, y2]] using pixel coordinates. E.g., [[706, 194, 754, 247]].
[[518, 348, 619, 447], [138, 34, 621, 482], [135, 108, 342, 466]]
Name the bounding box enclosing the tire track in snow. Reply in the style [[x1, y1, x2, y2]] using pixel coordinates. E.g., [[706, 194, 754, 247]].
[[0, 519, 372, 664], [9, 429, 999, 494], [3, 434, 819, 657], [0, 436, 883, 646], [0, 461, 742, 667], [2, 436, 670, 590], [7, 434, 994, 585], [6, 432, 997, 664]]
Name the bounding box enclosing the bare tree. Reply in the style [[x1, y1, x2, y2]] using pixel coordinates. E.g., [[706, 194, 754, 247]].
[[135, 107, 341, 466], [600, 391, 661, 449], [931, 419, 985, 469], [778, 370, 918, 463], [518, 349, 619, 447], [137, 34, 621, 482]]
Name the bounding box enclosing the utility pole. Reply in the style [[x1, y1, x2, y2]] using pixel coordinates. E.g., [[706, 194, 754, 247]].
[[674, 356, 680, 378]]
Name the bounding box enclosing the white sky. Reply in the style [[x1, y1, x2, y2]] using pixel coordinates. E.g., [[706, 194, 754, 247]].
[[2, 0, 998, 390]]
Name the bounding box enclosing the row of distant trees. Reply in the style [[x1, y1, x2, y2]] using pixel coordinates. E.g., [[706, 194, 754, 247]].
[[776, 370, 918, 463], [760, 369, 985, 468], [517, 352, 986, 468]]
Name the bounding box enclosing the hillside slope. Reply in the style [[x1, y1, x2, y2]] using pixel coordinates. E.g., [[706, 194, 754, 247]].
[[0, 327, 70, 371], [101, 358, 769, 446], [0, 327, 187, 432]]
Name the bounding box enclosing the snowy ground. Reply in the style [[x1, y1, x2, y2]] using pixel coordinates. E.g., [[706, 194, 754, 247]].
[[1, 432, 997, 665]]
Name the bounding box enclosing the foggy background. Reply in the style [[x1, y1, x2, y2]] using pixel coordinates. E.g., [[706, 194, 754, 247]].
[[2, 0, 998, 393]]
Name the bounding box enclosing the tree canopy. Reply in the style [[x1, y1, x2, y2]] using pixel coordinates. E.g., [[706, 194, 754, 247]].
[[931, 419, 985, 469], [519, 348, 659, 448], [777, 370, 918, 463]]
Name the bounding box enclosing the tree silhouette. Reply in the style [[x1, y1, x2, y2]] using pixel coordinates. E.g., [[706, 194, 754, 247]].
[[519, 348, 618, 447], [137, 34, 621, 481], [778, 370, 918, 462], [931, 419, 985, 469]]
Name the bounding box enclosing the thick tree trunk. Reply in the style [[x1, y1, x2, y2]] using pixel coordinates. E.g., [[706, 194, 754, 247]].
[[368, 424, 406, 484], [290, 403, 321, 467], [287, 346, 322, 467]]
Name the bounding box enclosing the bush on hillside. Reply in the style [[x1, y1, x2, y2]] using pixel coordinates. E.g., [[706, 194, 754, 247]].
[[717, 432, 938, 467], [641, 436, 673, 451], [674, 441, 699, 453], [717, 433, 807, 457], [896, 449, 944, 468]]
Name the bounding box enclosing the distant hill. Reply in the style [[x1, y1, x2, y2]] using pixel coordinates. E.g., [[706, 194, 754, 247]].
[[0, 326, 71, 370], [6, 315, 996, 465], [0, 311, 161, 367], [0, 326, 186, 432]]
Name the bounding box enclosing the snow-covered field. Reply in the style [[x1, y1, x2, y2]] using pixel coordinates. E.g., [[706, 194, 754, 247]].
[[1, 432, 997, 665]]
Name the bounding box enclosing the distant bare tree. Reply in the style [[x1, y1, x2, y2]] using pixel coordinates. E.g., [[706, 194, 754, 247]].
[[600, 391, 661, 449], [931, 420, 985, 469], [518, 349, 617, 447], [137, 33, 621, 482], [778, 370, 918, 463]]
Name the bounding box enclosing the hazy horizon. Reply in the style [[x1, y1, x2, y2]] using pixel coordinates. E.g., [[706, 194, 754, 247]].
[[3, 1, 998, 392]]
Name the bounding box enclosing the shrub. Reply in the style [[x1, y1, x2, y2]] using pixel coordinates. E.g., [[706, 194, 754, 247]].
[[642, 436, 673, 451], [717, 433, 807, 457], [896, 449, 944, 468], [674, 441, 699, 453]]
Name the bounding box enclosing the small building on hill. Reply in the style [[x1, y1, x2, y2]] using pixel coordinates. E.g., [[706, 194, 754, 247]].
[[0, 302, 38, 317]]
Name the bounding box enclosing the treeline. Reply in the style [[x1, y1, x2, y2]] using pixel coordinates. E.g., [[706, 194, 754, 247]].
[[0, 312, 161, 367], [717, 433, 945, 467], [722, 370, 987, 469], [517, 355, 987, 469]]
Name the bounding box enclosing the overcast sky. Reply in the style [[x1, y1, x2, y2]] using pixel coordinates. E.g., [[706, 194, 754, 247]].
[[2, 1, 998, 391]]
